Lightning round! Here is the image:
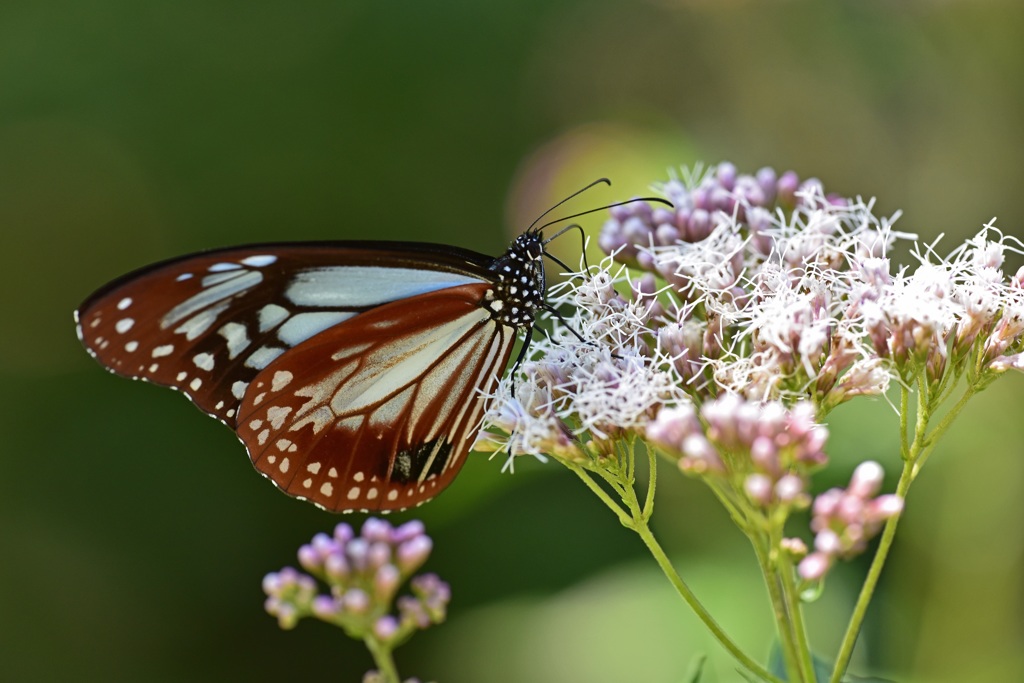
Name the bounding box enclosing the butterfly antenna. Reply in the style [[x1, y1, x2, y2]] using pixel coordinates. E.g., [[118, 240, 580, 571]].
[[526, 178, 612, 233], [542, 224, 589, 276], [537, 196, 673, 235]]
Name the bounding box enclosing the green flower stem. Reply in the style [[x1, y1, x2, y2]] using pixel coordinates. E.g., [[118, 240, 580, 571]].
[[642, 445, 657, 521], [828, 458, 913, 683], [912, 384, 978, 475], [899, 386, 911, 459], [751, 538, 804, 683], [778, 554, 815, 682], [364, 637, 399, 683], [564, 461, 632, 526], [634, 511, 784, 683], [569, 446, 780, 682], [831, 381, 977, 682]]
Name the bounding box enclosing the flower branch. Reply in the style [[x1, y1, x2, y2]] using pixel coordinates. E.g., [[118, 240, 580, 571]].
[[476, 161, 1024, 681]]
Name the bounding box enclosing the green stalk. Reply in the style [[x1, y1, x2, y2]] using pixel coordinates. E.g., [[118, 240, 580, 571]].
[[831, 376, 982, 682], [777, 552, 815, 681], [364, 637, 399, 683], [564, 461, 632, 526], [751, 537, 804, 682], [828, 459, 913, 683], [574, 443, 781, 682], [634, 514, 784, 683]]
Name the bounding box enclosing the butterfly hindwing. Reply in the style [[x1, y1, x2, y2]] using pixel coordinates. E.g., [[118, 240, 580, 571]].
[[235, 283, 516, 511]]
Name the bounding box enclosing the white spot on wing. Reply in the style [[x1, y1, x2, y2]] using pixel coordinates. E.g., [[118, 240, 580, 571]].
[[217, 322, 250, 359], [174, 300, 231, 341], [258, 304, 290, 333], [346, 486, 359, 500], [209, 262, 242, 272], [266, 405, 293, 430], [231, 380, 249, 399], [321, 482, 334, 497], [242, 254, 278, 267], [115, 318, 134, 334], [189, 377, 202, 391], [277, 312, 355, 346], [117, 297, 133, 310], [124, 341, 139, 352], [307, 462, 321, 474], [271, 370, 293, 391], [202, 271, 248, 287], [162, 270, 262, 328], [193, 352, 215, 371], [245, 346, 285, 370], [285, 266, 478, 307]]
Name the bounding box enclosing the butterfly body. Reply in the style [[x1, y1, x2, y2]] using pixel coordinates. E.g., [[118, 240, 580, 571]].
[[76, 231, 546, 512]]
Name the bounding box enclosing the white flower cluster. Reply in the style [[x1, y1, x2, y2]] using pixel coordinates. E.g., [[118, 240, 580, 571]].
[[477, 161, 1024, 580], [480, 165, 1024, 464]]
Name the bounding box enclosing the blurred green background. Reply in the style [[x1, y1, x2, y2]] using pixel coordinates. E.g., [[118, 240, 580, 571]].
[[3, 1, 1023, 681]]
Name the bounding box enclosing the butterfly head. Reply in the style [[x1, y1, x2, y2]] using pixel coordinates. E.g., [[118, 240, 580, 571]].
[[486, 230, 546, 329]]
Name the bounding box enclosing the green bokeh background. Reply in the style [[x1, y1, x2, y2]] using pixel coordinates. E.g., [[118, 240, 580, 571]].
[[3, 1, 1023, 681]]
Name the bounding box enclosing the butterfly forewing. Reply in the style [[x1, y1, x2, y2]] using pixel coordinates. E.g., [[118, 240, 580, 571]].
[[235, 283, 516, 511], [76, 242, 496, 424]]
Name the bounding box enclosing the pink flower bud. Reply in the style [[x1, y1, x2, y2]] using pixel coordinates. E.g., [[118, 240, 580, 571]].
[[374, 615, 400, 642], [781, 537, 808, 557], [324, 551, 350, 582], [814, 529, 841, 555], [342, 588, 370, 615], [774, 474, 805, 503], [397, 536, 433, 575], [744, 474, 773, 506], [297, 544, 321, 572], [374, 564, 402, 602], [849, 461, 884, 498], [361, 518, 393, 543], [798, 552, 831, 581], [333, 523, 354, 544], [868, 494, 904, 521]]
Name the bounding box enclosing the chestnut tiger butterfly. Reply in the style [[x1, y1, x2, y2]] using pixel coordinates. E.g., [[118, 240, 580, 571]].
[[76, 182, 667, 512]]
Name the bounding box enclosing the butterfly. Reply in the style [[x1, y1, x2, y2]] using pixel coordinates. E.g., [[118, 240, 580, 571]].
[[76, 184, 666, 513]]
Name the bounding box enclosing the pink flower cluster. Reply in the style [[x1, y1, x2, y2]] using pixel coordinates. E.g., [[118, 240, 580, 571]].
[[798, 462, 904, 581], [263, 518, 449, 645], [646, 395, 827, 509]]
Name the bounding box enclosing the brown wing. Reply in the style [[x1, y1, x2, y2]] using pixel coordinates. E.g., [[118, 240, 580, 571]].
[[75, 243, 492, 425], [235, 283, 516, 512]]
